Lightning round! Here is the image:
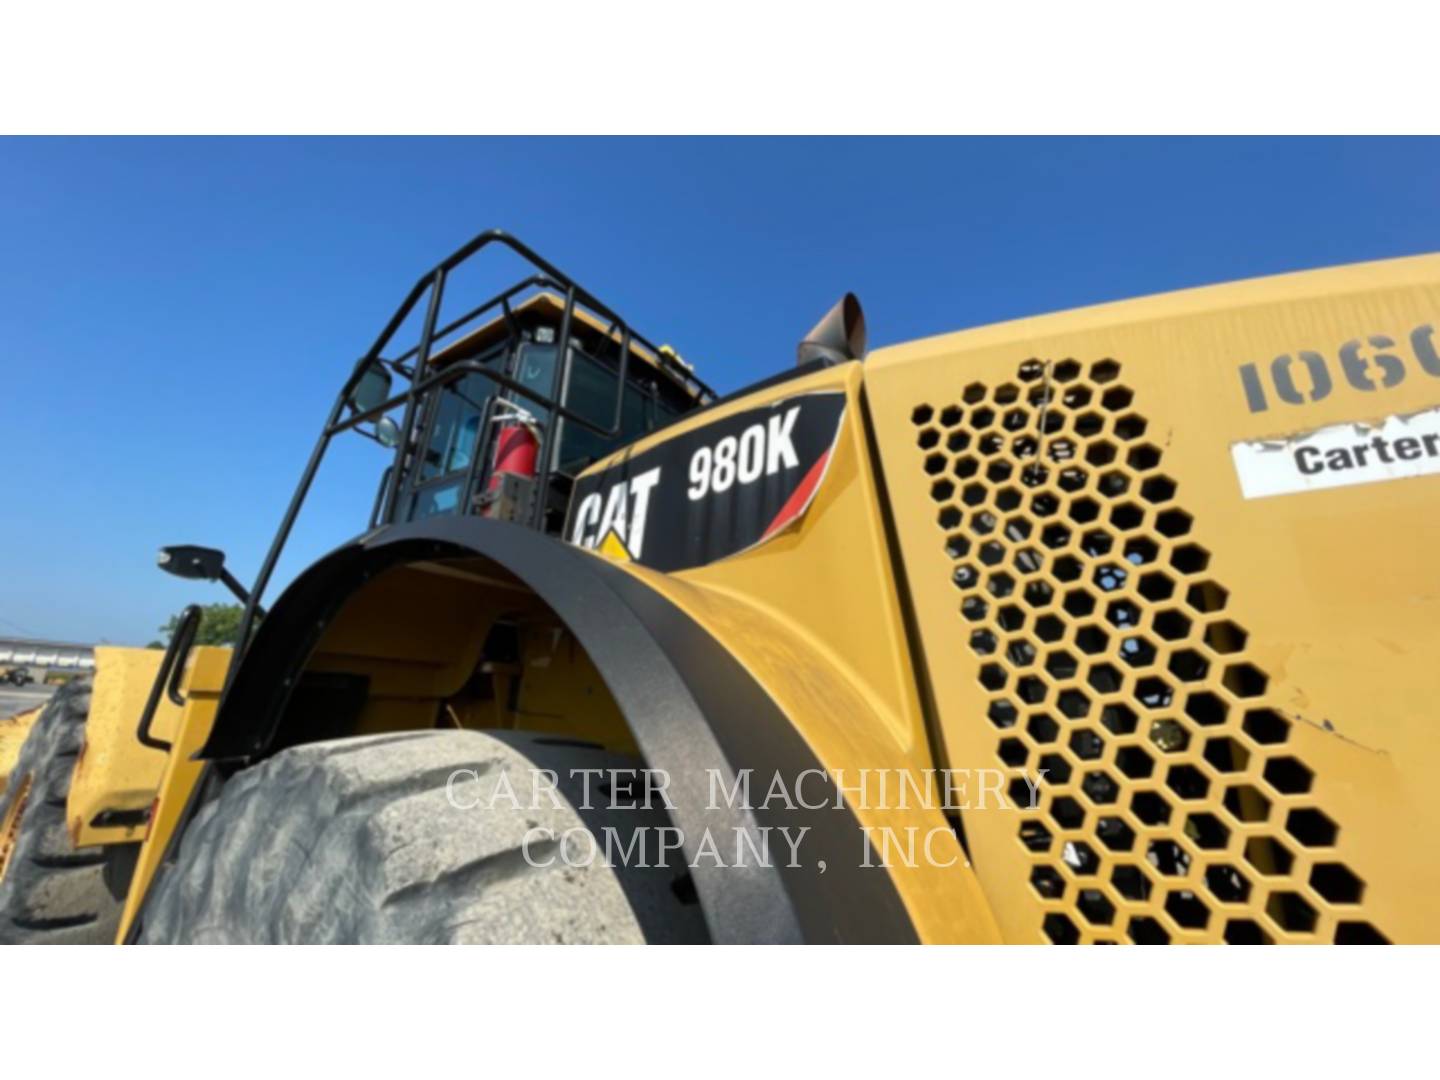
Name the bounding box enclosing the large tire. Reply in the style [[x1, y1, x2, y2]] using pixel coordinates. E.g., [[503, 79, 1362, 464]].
[[0, 680, 138, 944], [139, 729, 709, 944]]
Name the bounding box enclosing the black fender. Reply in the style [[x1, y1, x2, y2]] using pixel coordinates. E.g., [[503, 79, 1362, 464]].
[[202, 517, 918, 945]]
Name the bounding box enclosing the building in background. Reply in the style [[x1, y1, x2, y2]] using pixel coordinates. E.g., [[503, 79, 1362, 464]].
[[0, 636, 98, 679]]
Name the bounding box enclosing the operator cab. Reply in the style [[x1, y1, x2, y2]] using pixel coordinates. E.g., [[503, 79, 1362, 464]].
[[401, 294, 705, 529], [334, 232, 714, 538]]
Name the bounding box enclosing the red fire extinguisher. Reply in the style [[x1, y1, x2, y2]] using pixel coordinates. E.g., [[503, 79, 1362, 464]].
[[482, 403, 540, 517]]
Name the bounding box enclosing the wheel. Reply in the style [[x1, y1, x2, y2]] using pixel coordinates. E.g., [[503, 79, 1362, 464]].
[[0, 679, 139, 944], [139, 729, 709, 944]]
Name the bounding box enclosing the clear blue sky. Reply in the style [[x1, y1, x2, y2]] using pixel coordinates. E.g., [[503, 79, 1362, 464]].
[[3, 137, 1438, 645]]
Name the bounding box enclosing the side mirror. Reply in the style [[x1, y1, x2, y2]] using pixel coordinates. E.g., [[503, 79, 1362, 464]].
[[376, 415, 401, 448], [157, 545, 227, 581], [348, 359, 393, 415], [157, 545, 256, 609]]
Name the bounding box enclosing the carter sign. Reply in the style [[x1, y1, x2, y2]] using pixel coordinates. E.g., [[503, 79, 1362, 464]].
[[1230, 405, 1440, 500]]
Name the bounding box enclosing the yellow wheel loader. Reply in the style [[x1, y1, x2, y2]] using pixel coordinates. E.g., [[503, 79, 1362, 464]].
[[3, 230, 1436, 943]]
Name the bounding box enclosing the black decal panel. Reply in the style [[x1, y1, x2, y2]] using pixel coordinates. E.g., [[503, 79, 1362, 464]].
[[566, 392, 847, 571]]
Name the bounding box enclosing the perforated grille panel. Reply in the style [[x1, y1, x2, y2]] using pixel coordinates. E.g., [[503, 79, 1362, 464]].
[[911, 357, 1388, 944]]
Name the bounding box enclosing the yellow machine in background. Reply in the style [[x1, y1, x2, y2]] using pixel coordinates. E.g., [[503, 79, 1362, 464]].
[[2, 231, 1435, 944], [0, 708, 42, 795]]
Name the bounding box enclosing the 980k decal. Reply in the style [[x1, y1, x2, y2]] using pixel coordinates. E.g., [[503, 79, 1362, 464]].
[[567, 392, 847, 571]]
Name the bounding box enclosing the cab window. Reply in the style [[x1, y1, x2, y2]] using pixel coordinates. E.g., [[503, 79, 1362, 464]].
[[557, 350, 653, 472], [405, 346, 506, 520]]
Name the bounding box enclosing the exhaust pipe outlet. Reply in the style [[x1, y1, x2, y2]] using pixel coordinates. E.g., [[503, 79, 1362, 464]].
[[797, 292, 867, 368]]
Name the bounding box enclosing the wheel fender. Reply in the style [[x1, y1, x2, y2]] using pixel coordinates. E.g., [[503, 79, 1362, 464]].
[[202, 517, 918, 944]]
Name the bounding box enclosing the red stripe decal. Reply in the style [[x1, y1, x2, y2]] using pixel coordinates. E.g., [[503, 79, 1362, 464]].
[[760, 448, 832, 542]]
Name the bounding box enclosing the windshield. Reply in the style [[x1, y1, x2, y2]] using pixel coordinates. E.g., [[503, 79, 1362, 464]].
[[397, 334, 691, 523]]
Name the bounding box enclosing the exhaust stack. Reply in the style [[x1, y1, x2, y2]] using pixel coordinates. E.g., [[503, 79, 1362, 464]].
[[797, 293, 867, 367]]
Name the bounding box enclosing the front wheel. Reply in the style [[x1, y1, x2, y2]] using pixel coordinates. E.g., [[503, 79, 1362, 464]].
[[139, 728, 709, 944]]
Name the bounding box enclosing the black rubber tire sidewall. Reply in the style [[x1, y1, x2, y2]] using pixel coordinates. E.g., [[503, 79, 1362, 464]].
[[0, 680, 138, 945]]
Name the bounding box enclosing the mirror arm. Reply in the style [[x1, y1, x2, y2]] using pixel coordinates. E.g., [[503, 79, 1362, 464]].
[[350, 422, 390, 448], [217, 566, 263, 616]]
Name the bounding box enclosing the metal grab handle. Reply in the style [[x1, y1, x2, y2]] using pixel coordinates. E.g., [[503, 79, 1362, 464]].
[[137, 604, 202, 752]]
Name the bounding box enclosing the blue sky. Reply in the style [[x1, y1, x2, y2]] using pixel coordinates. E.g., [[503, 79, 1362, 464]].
[[3, 137, 1438, 645]]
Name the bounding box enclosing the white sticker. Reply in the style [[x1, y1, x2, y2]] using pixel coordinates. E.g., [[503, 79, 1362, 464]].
[[1231, 404, 1440, 499]]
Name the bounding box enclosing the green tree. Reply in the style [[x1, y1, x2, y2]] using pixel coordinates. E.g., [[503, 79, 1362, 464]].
[[155, 603, 246, 648]]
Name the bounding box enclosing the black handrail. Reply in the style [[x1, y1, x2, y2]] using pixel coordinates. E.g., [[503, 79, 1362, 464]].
[[219, 229, 708, 706], [137, 604, 202, 752], [370, 240, 710, 396], [381, 265, 447, 531]]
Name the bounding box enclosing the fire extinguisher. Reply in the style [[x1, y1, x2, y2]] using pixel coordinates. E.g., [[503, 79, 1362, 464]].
[[481, 402, 541, 518]]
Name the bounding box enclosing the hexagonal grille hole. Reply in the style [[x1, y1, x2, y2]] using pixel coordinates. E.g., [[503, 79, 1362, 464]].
[[1205, 864, 1251, 903], [1223, 919, 1272, 945], [1335, 922, 1389, 945], [1018, 819, 1053, 852], [1112, 864, 1152, 901], [1310, 863, 1364, 904], [1266, 891, 1318, 934], [1127, 916, 1170, 944], [1165, 889, 1210, 929], [1242, 708, 1289, 744], [1286, 807, 1338, 847], [1077, 889, 1116, 926], [1147, 839, 1192, 876], [1031, 865, 1066, 899], [1043, 913, 1080, 944], [1224, 785, 1271, 824], [1263, 756, 1313, 795]]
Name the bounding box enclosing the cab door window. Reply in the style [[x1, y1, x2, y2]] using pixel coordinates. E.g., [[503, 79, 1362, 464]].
[[404, 345, 506, 520]]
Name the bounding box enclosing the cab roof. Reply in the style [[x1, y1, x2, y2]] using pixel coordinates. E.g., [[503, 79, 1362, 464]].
[[426, 292, 708, 402]]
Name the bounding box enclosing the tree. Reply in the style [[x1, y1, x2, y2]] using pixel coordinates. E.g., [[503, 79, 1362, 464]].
[[155, 603, 246, 648]]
